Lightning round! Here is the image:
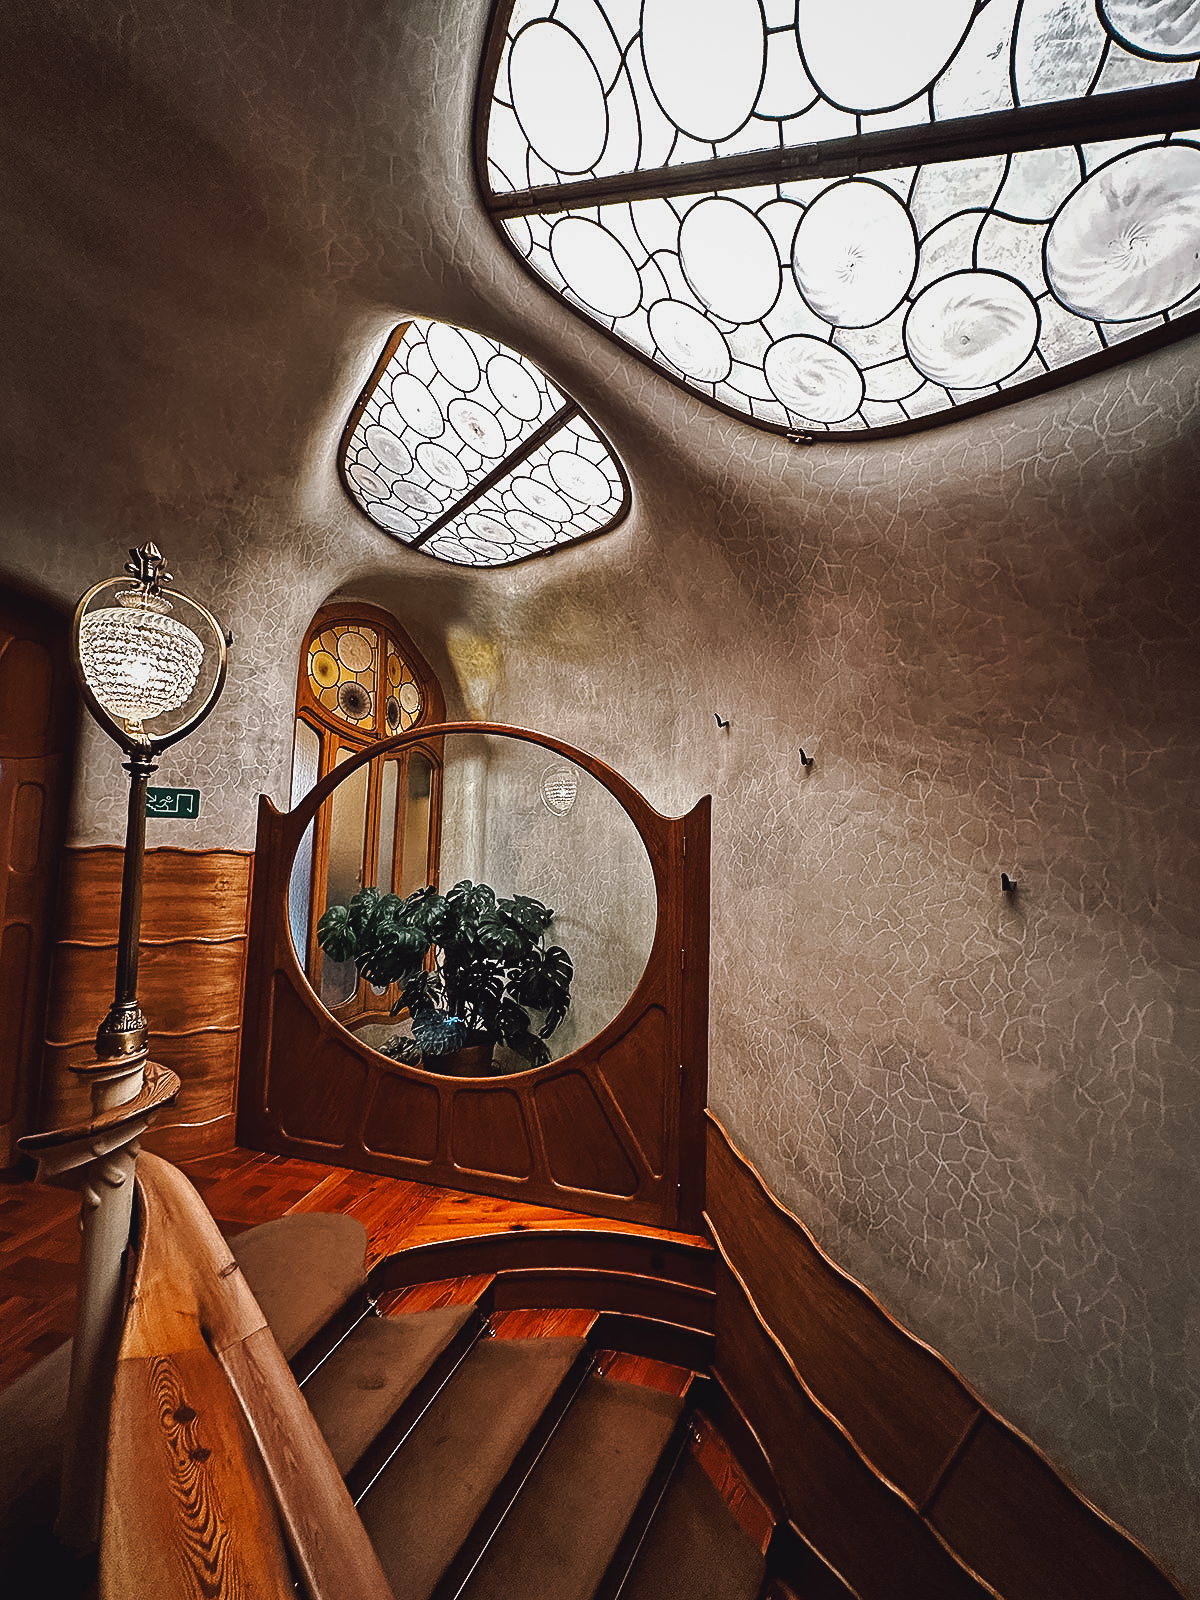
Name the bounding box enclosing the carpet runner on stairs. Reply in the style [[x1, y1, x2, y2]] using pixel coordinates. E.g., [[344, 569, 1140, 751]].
[[356, 1334, 588, 1600]]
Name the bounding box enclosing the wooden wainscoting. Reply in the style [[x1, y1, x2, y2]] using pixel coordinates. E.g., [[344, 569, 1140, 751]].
[[40, 848, 252, 1159], [703, 1112, 1186, 1600]]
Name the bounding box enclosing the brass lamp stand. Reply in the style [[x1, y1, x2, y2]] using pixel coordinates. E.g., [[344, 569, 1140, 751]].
[[20, 543, 228, 1553]]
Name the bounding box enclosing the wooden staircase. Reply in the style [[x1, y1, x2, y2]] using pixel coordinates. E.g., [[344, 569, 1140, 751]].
[[231, 1198, 771, 1600]]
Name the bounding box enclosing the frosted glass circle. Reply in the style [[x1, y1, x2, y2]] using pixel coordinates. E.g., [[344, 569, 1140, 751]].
[[549, 451, 610, 505], [427, 323, 481, 392], [764, 336, 864, 422], [1045, 144, 1200, 320], [488, 354, 542, 419], [392, 481, 441, 513], [649, 300, 732, 381], [448, 398, 506, 457], [1099, 0, 1200, 59], [680, 198, 781, 323], [797, 0, 976, 111], [364, 424, 412, 474], [642, 0, 766, 140], [390, 373, 444, 439], [905, 272, 1039, 387], [792, 180, 917, 327], [416, 441, 469, 490], [512, 476, 571, 519], [551, 217, 643, 318], [467, 513, 511, 546], [348, 464, 388, 499], [510, 21, 608, 174], [508, 509, 554, 540], [372, 505, 419, 535]]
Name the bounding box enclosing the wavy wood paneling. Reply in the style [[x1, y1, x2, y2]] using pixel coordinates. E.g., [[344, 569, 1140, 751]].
[[39, 849, 252, 1159], [238, 724, 710, 1231], [704, 1115, 1186, 1600]]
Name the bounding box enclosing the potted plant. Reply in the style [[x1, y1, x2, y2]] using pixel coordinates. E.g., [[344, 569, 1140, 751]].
[[316, 879, 574, 1074]]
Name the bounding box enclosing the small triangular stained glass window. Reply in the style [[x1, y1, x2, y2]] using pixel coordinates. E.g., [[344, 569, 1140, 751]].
[[341, 319, 630, 565]]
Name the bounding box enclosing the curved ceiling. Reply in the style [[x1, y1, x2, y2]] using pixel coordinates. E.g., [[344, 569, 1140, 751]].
[[480, 0, 1200, 437]]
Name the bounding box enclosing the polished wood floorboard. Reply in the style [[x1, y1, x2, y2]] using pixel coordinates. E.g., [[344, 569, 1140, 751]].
[[0, 1149, 708, 1392]]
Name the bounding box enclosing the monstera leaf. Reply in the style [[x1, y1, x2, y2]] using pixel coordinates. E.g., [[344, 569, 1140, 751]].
[[318, 878, 573, 1070]]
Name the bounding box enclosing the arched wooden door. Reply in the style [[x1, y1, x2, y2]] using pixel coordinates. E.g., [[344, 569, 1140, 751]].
[[0, 586, 77, 1167], [238, 725, 710, 1231]]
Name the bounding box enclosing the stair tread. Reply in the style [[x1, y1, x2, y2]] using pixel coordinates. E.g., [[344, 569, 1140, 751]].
[[621, 1451, 768, 1600], [231, 1212, 367, 1359], [359, 1335, 587, 1600], [459, 1372, 686, 1600], [301, 1306, 476, 1476]]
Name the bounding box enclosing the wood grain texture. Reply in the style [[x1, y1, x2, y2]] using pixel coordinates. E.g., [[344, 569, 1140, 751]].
[[928, 1415, 1186, 1600], [705, 1112, 978, 1507], [103, 1347, 294, 1600], [39, 849, 252, 1160], [710, 1257, 991, 1600], [594, 1348, 693, 1396], [687, 1411, 775, 1555], [108, 1153, 395, 1600], [237, 724, 711, 1231]]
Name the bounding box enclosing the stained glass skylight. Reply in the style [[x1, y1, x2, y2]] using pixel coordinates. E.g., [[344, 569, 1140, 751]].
[[480, 0, 1200, 436], [341, 319, 630, 564]]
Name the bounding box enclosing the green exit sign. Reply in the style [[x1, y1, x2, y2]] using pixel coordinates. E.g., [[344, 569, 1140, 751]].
[[146, 787, 201, 820]]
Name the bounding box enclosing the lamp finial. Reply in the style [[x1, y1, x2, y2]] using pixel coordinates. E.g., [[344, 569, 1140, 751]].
[[123, 542, 173, 595]]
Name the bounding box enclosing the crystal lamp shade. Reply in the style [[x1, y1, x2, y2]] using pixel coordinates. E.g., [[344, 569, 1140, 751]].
[[78, 594, 205, 726]]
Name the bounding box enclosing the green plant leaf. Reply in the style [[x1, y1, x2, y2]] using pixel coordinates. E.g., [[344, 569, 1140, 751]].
[[316, 902, 356, 962]]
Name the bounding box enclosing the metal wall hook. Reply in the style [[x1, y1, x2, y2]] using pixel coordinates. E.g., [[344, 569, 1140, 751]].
[[1001, 872, 1017, 894], [714, 713, 730, 728]]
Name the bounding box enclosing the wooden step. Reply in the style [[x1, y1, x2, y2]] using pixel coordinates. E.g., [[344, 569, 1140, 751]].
[[620, 1451, 767, 1600], [358, 1335, 589, 1600], [301, 1305, 479, 1480], [230, 1211, 369, 1370], [457, 1372, 686, 1600]]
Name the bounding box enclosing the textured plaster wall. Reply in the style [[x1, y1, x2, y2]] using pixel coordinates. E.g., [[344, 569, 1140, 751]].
[[0, 0, 1197, 1584]]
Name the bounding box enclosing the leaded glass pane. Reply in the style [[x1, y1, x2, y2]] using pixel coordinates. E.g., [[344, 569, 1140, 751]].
[[422, 413, 625, 566], [341, 317, 630, 563], [501, 130, 1200, 434], [479, 0, 1200, 437], [307, 623, 378, 729], [485, 0, 1199, 191]]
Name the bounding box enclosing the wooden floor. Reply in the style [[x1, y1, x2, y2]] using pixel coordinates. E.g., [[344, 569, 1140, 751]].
[[0, 1147, 707, 1393]]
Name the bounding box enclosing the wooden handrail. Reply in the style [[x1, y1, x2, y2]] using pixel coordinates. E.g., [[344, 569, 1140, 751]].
[[101, 1153, 395, 1600]]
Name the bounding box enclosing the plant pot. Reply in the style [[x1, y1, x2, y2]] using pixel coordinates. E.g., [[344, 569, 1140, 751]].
[[426, 1041, 495, 1077]]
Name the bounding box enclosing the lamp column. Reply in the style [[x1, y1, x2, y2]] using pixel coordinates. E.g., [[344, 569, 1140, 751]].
[[19, 543, 228, 1555]]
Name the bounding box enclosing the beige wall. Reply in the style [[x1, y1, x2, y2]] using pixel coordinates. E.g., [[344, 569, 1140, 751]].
[[0, 0, 1197, 1584]]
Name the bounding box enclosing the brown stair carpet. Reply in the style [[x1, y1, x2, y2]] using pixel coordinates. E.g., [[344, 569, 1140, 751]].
[[458, 1372, 685, 1600], [230, 1211, 368, 1359], [301, 1305, 477, 1477], [621, 1450, 767, 1600], [359, 1335, 587, 1600]]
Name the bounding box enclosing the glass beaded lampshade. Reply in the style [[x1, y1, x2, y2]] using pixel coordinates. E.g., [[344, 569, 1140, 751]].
[[78, 590, 205, 728]]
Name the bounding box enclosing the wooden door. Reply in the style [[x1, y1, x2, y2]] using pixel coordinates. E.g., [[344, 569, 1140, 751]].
[[0, 585, 77, 1166]]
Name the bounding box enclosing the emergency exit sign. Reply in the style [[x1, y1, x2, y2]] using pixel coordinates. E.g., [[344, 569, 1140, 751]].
[[146, 787, 201, 819]]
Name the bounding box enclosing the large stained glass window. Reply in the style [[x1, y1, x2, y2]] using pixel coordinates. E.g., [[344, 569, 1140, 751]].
[[341, 319, 630, 563], [480, 0, 1200, 436]]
